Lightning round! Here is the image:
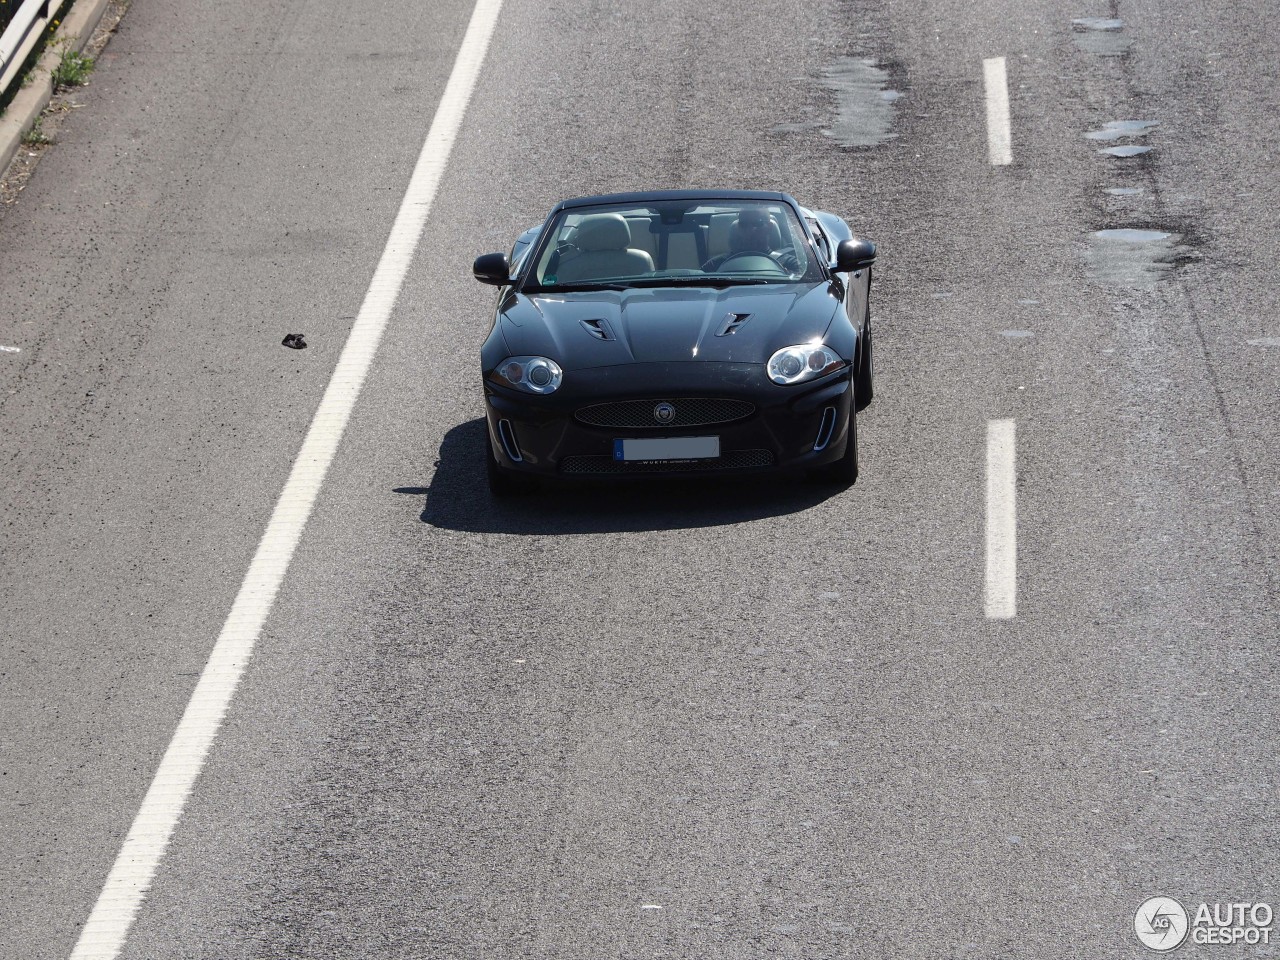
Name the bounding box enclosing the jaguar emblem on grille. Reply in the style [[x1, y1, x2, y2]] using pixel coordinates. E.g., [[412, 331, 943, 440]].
[[653, 402, 676, 424]]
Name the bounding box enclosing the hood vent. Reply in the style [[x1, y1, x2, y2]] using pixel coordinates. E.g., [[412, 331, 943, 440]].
[[580, 318, 615, 341], [716, 312, 752, 337]]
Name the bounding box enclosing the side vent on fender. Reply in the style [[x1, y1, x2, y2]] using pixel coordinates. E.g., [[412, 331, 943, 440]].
[[716, 312, 752, 337]]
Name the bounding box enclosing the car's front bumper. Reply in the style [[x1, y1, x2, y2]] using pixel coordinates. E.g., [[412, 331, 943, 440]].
[[483, 362, 854, 481]]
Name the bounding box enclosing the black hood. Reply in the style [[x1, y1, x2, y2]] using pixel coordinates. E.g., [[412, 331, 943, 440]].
[[497, 284, 840, 370]]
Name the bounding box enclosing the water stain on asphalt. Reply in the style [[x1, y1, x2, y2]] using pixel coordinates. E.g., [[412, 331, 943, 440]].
[[1072, 17, 1132, 56], [1073, 17, 1125, 30], [818, 58, 900, 147], [1086, 119, 1160, 140], [1086, 228, 1184, 285], [1101, 145, 1153, 158]]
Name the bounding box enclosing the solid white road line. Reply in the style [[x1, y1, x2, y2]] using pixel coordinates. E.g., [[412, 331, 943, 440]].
[[985, 419, 1017, 619], [67, 1, 504, 957], [983, 57, 1012, 166]]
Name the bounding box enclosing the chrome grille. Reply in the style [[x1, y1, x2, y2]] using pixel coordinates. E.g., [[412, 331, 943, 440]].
[[574, 397, 755, 429], [560, 449, 774, 475]]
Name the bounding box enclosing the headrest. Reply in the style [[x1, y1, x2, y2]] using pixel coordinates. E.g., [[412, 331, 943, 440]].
[[575, 214, 632, 252]]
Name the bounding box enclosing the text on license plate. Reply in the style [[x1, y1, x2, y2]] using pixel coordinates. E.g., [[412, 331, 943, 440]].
[[614, 436, 720, 461]]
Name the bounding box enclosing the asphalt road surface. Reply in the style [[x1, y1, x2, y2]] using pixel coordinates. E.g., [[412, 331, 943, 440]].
[[1, 0, 1277, 957]]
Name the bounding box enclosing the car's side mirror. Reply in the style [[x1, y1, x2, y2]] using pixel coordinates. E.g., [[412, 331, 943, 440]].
[[834, 238, 876, 273], [473, 253, 511, 286]]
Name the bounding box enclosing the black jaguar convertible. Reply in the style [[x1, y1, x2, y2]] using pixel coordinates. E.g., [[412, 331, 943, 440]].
[[472, 190, 877, 495]]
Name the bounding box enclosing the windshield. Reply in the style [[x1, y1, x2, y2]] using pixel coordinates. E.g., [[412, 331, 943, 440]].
[[525, 199, 824, 290]]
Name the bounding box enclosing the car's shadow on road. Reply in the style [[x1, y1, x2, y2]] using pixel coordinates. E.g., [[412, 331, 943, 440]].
[[394, 418, 838, 535]]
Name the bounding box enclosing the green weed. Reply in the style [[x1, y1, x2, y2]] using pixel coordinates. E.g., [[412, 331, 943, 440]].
[[22, 116, 50, 145], [51, 48, 94, 90]]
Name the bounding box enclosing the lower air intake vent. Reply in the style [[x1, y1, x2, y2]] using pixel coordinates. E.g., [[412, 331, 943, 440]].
[[497, 419, 523, 462], [813, 406, 837, 451], [560, 449, 774, 475]]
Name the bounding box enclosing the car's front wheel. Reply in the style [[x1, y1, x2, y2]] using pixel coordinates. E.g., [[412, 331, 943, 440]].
[[855, 321, 874, 411], [811, 408, 858, 485]]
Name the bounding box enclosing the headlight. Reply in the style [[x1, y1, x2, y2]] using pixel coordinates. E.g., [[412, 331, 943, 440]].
[[491, 356, 563, 394], [767, 343, 845, 385]]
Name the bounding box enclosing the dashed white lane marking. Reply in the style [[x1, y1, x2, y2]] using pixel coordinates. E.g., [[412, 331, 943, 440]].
[[985, 419, 1017, 619], [0, 344, 20, 353], [68, 1, 505, 957], [983, 57, 1013, 166]]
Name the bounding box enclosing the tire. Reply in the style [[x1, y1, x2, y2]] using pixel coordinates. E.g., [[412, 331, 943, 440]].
[[854, 321, 874, 411], [811, 407, 858, 485], [486, 436, 536, 496]]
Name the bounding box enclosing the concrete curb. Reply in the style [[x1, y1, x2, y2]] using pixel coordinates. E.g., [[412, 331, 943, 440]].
[[0, 0, 113, 176]]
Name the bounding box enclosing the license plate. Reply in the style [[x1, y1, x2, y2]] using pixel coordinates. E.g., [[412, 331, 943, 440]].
[[614, 436, 720, 461]]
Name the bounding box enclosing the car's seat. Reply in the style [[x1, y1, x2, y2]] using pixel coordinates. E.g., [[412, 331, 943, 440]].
[[556, 214, 655, 283], [624, 216, 658, 261], [706, 213, 739, 259]]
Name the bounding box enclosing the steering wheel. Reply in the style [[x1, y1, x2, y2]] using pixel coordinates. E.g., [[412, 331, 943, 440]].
[[715, 250, 789, 272]]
